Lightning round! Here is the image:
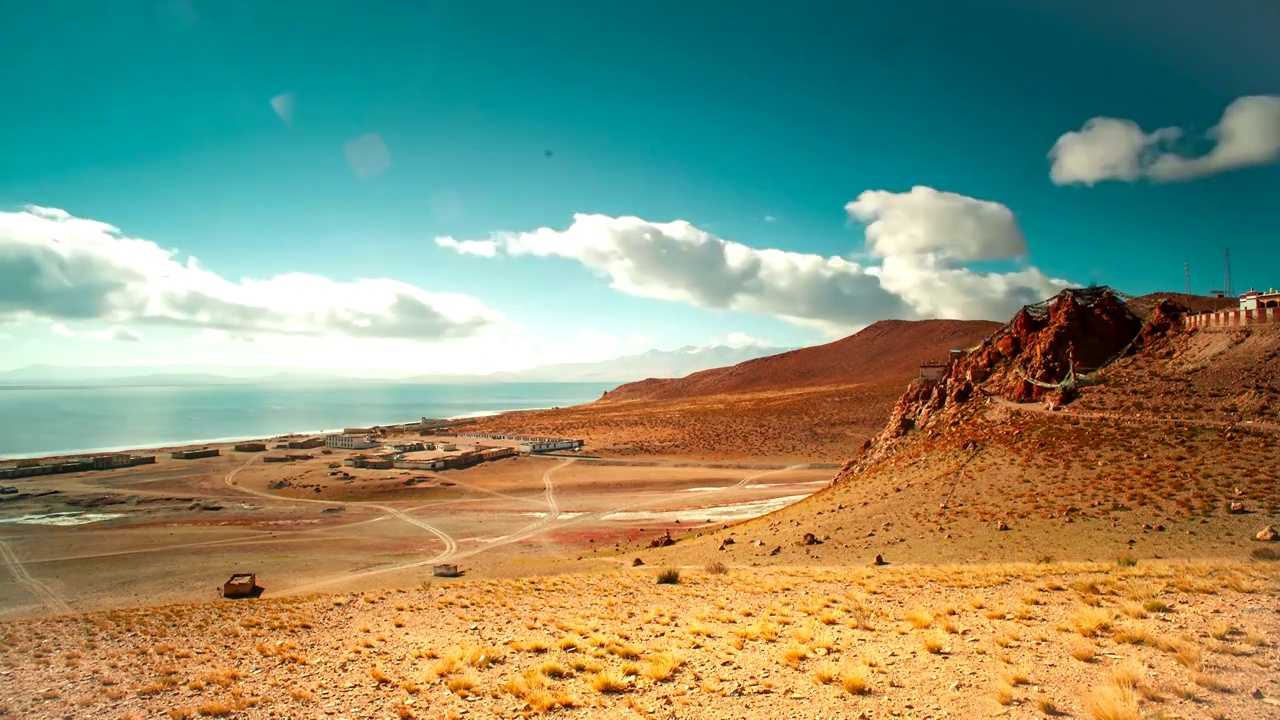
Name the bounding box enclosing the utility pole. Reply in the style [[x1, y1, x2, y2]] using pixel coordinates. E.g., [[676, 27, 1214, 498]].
[[1184, 262, 1191, 295]]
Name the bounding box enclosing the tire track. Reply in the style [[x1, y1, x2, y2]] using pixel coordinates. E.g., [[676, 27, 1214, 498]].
[[0, 540, 71, 615], [223, 455, 459, 594]]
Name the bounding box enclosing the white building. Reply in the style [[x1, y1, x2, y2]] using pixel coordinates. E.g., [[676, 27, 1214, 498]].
[[518, 439, 583, 453], [1239, 288, 1280, 311], [325, 434, 380, 450]]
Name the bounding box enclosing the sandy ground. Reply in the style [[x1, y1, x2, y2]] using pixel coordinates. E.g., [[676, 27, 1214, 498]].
[[465, 384, 900, 462], [0, 562, 1275, 719], [0, 445, 833, 621]]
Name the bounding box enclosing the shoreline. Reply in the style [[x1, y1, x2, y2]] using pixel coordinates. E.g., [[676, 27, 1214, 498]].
[[0, 407, 543, 463]]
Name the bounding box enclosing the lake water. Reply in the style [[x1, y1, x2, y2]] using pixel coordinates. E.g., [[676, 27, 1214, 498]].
[[0, 382, 615, 460]]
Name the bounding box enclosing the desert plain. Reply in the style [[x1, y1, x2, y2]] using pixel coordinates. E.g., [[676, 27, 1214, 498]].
[[1, 297, 1278, 719]]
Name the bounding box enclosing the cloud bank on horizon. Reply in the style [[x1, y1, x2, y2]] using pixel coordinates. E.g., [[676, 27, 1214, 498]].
[[1050, 95, 1280, 185], [435, 186, 1071, 334], [0, 205, 503, 343]]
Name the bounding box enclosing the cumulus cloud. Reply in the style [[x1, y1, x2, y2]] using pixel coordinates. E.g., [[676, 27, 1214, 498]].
[[435, 187, 1069, 334], [434, 236, 498, 257], [846, 186, 1027, 262], [0, 206, 503, 341], [1050, 95, 1280, 184]]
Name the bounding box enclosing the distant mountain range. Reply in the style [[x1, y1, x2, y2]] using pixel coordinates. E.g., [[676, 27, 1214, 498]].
[[0, 344, 790, 387], [407, 344, 789, 384]]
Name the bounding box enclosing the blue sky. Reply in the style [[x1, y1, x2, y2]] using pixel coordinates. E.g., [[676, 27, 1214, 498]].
[[2, 0, 1278, 374]]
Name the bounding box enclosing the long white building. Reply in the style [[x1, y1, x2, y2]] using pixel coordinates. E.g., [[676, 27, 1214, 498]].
[[325, 434, 380, 450]]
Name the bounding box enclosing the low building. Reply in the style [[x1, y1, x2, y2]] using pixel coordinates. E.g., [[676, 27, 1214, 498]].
[[1239, 288, 1280, 311], [287, 437, 325, 450], [518, 439, 583, 454], [91, 453, 132, 470], [392, 441, 426, 453], [919, 363, 947, 381], [234, 442, 268, 453], [325, 434, 380, 450], [170, 448, 220, 460]]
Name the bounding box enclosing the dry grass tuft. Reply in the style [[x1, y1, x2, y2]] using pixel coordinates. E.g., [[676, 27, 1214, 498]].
[[840, 666, 872, 695], [1071, 607, 1114, 638], [1084, 685, 1139, 720], [904, 609, 933, 630], [641, 652, 684, 682], [1068, 637, 1097, 662], [587, 669, 629, 694], [655, 568, 681, 585]]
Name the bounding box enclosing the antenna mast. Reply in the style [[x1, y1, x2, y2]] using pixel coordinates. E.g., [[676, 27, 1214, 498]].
[[1223, 248, 1232, 298], [1184, 262, 1191, 295]]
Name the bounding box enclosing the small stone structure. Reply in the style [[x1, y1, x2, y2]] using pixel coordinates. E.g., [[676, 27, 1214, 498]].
[[222, 573, 258, 598]]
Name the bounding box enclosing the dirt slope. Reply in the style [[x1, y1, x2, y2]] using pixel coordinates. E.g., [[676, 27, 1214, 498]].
[[1128, 292, 1235, 319], [641, 289, 1279, 567], [603, 320, 1000, 402]]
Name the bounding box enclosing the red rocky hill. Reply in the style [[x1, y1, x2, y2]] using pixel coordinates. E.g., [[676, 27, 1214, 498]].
[[601, 319, 1001, 403]]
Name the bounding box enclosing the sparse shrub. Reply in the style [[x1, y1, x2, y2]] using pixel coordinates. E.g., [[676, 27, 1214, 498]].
[[656, 568, 681, 585], [705, 561, 728, 575], [1116, 554, 1138, 568]]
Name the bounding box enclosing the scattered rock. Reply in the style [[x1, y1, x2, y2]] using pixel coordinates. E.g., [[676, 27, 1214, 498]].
[[631, 558, 644, 567], [800, 533, 822, 546], [996, 519, 1009, 531], [768, 546, 781, 556], [1256, 525, 1278, 542], [873, 554, 887, 566], [1229, 502, 1246, 514], [649, 531, 676, 549]]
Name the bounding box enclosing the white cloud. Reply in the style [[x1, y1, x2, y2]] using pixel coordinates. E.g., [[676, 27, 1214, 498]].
[[88, 325, 142, 342], [1050, 95, 1280, 184], [624, 332, 653, 347], [763, 215, 777, 223], [721, 332, 771, 348], [1, 206, 504, 341], [436, 187, 1069, 334], [846, 186, 1027, 262], [434, 236, 498, 257], [50, 322, 76, 337]]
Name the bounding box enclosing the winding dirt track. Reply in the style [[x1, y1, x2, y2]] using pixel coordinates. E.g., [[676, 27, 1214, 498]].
[[990, 396, 1280, 432], [223, 456, 460, 594]]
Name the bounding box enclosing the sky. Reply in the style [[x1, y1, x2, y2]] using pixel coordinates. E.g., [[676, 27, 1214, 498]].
[[2, 0, 1279, 375]]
